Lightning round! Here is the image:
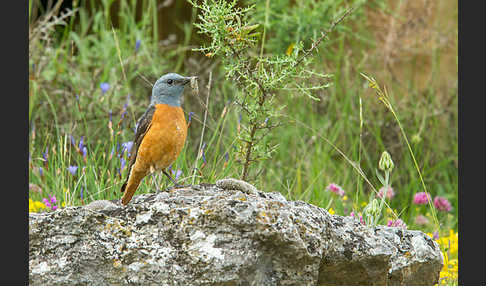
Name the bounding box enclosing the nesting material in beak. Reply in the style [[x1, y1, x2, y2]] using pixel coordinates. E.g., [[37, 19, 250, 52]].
[[190, 76, 199, 96]]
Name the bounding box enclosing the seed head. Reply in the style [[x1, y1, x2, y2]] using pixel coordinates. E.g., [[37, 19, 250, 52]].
[[379, 151, 394, 172]]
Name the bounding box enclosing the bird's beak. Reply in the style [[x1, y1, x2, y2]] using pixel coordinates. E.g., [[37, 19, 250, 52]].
[[182, 76, 196, 85]]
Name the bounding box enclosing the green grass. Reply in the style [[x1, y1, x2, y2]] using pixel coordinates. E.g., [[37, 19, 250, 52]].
[[29, 0, 457, 283]]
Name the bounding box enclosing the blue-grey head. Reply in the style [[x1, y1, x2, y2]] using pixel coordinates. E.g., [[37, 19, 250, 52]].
[[151, 73, 196, 107]]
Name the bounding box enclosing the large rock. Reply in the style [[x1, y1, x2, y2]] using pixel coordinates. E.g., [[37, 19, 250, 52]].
[[29, 178, 443, 285]]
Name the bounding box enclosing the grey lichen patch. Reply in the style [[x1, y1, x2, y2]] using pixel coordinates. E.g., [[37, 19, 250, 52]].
[[84, 199, 119, 212], [135, 210, 153, 225], [31, 261, 50, 275], [187, 231, 225, 262], [29, 179, 442, 286], [151, 201, 170, 214]]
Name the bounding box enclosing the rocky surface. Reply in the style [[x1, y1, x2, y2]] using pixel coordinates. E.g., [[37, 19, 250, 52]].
[[29, 178, 443, 285]]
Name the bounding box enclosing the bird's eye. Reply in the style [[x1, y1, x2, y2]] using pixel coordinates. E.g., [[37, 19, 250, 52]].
[[167, 79, 173, 85]]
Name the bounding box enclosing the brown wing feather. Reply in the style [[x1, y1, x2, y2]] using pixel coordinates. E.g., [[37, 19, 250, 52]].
[[120, 105, 156, 193]]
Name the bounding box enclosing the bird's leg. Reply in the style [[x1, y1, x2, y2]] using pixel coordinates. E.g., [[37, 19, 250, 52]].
[[151, 173, 161, 192], [149, 165, 161, 192], [162, 169, 181, 188]]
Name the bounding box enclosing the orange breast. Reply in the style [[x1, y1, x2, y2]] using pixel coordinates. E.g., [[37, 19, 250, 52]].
[[136, 104, 187, 170]]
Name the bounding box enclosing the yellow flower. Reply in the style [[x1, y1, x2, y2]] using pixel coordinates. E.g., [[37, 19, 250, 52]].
[[328, 208, 335, 215], [285, 43, 294, 56], [29, 198, 46, 213], [439, 251, 458, 281], [29, 199, 34, 212], [34, 201, 46, 210], [437, 229, 458, 255], [431, 229, 459, 284], [342, 195, 348, 201]]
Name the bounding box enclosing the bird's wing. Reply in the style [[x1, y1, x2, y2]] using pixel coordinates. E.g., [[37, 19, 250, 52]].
[[121, 104, 156, 192]]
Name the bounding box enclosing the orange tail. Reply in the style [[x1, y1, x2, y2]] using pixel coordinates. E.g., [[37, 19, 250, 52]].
[[121, 170, 147, 205]]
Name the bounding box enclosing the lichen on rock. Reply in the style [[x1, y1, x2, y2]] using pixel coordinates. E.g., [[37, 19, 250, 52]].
[[29, 179, 442, 285]]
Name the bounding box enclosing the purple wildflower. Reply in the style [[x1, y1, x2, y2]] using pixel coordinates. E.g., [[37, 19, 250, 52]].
[[350, 211, 365, 225], [75, 94, 79, 101], [67, 165, 78, 176], [171, 169, 182, 180], [120, 157, 126, 170], [433, 196, 452, 212], [377, 186, 395, 199], [432, 231, 439, 240], [187, 111, 195, 128], [120, 104, 128, 122], [414, 214, 429, 226], [326, 183, 345, 197], [121, 141, 134, 155], [70, 135, 76, 147], [135, 39, 141, 52], [42, 195, 58, 211], [264, 117, 269, 125], [49, 195, 57, 205], [100, 82, 110, 94], [42, 198, 51, 208], [78, 136, 85, 151], [39, 166, 43, 177], [387, 219, 407, 229], [82, 146, 88, 158], [80, 187, 84, 200], [413, 192, 431, 205], [42, 147, 48, 162]]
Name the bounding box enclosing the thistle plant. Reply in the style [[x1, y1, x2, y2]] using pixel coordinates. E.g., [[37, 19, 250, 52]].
[[362, 198, 380, 226], [361, 73, 440, 231], [377, 150, 394, 202], [189, 0, 352, 181], [363, 150, 394, 226]]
